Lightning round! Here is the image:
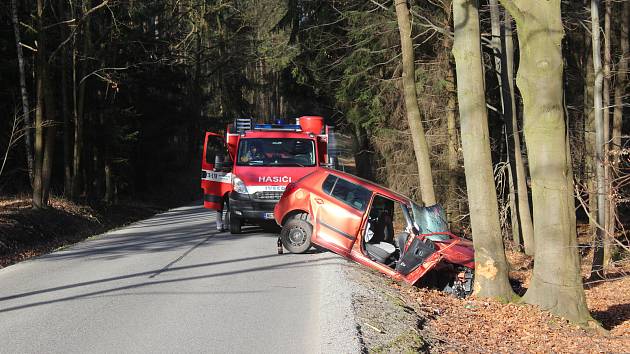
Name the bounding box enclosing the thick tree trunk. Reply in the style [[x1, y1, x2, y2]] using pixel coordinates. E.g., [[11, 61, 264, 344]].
[[500, 0, 592, 325], [590, 0, 606, 281], [10, 0, 35, 184], [503, 11, 534, 254], [394, 0, 437, 206], [452, 0, 514, 300]]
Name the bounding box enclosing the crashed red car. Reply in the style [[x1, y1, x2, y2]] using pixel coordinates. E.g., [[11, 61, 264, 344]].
[[274, 167, 475, 296]]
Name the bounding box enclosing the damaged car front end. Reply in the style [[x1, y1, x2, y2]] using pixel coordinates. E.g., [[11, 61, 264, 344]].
[[274, 168, 475, 297]]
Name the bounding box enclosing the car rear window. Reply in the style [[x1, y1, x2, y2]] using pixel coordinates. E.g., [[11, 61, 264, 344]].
[[322, 174, 372, 211]]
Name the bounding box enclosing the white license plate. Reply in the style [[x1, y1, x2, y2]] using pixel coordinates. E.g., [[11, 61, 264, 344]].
[[264, 213, 274, 219]]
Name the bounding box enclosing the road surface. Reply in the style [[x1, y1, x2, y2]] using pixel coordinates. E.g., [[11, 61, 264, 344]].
[[0, 203, 360, 353]]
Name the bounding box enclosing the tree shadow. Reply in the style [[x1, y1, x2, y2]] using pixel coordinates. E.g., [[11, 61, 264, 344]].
[[0, 254, 342, 314], [591, 303, 630, 330]]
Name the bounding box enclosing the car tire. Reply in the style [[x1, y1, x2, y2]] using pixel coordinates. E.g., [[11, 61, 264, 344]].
[[229, 212, 242, 234], [280, 213, 312, 254]]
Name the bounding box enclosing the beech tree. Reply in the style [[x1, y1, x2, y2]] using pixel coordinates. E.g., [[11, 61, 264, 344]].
[[452, 0, 514, 299], [394, 0, 437, 206], [498, 0, 592, 324]]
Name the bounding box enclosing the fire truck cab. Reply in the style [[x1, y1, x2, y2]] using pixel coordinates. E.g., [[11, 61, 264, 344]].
[[201, 116, 336, 234]]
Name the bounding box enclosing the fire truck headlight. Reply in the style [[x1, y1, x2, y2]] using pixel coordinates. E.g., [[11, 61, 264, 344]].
[[233, 176, 249, 194]]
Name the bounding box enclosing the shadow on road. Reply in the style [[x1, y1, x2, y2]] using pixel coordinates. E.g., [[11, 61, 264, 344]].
[[40, 205, 276, 262], [0, 254, 345, 314]]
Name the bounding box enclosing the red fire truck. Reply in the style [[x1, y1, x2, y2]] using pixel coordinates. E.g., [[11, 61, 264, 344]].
[[201, 116, 336, 233]]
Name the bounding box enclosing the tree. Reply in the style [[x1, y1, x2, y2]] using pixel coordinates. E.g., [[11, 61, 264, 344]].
[[394, 0, 437, 206], [32, 0, 57, 209], [590, 0, 607, 280], [499, 0, 593, 324], [10, 0, 34, 184], [452, 0, 514, 299]]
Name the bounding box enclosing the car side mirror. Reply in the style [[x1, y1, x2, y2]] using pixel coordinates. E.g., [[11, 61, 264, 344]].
[[214, 154, 233, 172], [323, 155, 339, 169]]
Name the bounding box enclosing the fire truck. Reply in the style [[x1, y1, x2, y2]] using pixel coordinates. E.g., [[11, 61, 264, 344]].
[[201, 116, 336, 233]]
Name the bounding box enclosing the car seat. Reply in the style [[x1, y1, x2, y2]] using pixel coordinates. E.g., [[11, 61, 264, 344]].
[[364, 210, 396, 263]]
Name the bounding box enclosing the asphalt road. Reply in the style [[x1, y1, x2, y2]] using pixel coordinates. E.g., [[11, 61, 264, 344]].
[[0, 203, 360, 353]]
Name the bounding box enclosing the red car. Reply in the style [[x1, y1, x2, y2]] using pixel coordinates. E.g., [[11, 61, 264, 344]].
[[274, 168, 475, 296]]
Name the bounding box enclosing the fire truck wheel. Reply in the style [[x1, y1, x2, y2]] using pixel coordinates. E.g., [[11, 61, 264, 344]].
[[280, 213, 312, 254], [228, 211, 242, 234]]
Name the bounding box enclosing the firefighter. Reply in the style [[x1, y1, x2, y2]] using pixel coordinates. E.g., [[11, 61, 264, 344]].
[[240, 143, 264, 162], [216, 209, 225, 231]]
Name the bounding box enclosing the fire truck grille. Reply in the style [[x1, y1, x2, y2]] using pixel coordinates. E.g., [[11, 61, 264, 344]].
[[253, 191, 284, 200]]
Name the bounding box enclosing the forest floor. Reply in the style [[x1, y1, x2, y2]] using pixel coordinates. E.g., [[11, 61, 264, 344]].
[[0, 196, 164, 268], [351, 243, 630, 353]]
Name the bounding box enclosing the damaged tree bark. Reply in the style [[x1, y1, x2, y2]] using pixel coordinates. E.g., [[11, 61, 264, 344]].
[[452, 0, 514, 300]]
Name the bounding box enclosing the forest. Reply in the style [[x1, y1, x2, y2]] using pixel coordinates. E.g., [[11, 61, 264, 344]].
[[0, 0, 629, 350]]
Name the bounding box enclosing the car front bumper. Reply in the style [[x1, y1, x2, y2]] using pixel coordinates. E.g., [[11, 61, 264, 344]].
[[229, 192, 279, 222]]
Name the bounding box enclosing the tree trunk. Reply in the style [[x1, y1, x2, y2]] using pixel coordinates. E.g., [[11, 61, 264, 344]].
[[32, 71, 45, 209], [488, 0, 505, 112], [10, 0, 35, 184], [41, 72, 57, 205], [590, 0, 606, 281], [442, 0, 460, 230], [59, 0, 72, 196], [488, 0, 521, 247], [72, 1, 91, 200], [601, 0, 612, 267], [499, 0, 593, 325], [611, 0, 629, 247], [452, 0, 515, 300], [584, 20, 598, 238], [503, 11, 534, 254], [32, 0, 47, 210], [394, 0, 437, 206]]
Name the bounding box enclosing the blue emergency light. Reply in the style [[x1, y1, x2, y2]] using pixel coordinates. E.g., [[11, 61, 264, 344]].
[[254, 123, 302, 131]]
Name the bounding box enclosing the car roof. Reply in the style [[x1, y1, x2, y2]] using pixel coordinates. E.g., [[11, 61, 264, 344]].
[[319, 167, 413, 204]]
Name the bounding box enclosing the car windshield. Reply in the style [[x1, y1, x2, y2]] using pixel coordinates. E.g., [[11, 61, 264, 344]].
[[237, 138, 316, 167], [409, 202, 451, 241]]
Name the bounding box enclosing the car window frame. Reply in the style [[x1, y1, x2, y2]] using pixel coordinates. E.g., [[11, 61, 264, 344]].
[[321, 174, 372, 212]]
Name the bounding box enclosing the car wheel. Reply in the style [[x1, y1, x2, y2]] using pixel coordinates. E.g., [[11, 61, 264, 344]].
[[280, 213, 312, 254], [227, 201, 242, 234], [229, 212, 242, 234]]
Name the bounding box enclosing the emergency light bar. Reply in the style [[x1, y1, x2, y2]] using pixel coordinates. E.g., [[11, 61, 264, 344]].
[[254, 124, 302, 131]]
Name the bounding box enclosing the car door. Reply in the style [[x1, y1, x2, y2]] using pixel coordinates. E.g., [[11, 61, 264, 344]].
[[201, 132, 232, 209], [311, 174, 372, 256]]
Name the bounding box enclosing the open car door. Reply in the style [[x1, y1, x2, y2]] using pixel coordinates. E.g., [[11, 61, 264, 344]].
[[311, 174, 372, 256], [201, 132, 232, 210]]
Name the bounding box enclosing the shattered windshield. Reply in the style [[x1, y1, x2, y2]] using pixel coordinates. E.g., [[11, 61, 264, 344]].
[[237, 138, 316, 167], [410, 202, 450, 241]]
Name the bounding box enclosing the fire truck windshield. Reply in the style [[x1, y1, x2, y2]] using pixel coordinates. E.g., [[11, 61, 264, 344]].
[[237, 138, 316, 167]]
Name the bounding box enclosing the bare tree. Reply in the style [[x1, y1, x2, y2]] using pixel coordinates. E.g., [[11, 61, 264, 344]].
[[394, 0, 437, 206], [10, 0, 34, 184], [499, 0, 593, 324], [590, 0, 607, 280], [452, 0, 514, 299]]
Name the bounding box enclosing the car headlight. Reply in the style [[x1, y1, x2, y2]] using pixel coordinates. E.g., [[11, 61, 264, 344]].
[[233, 176, 249, 194]]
